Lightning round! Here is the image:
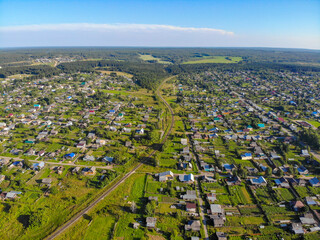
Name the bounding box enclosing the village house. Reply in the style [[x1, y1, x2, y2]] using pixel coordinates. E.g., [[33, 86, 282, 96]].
[[177, 162, 192, 170], [225, 175, 241, 186], [32, 161, 45, 171], [5, 191, 22, 200], [309, 177, 320, 187], [274, 177, 290, 188], [185, 220, 201, 231], [181, 138, 188, 145], [102, 156, 114, 164], [299, 213, 316, 225], [0, 158, 9, 166], [0, 175, 5, 182], [216, 232, 227, 240], [76, 141, 86, 149], [56, 166, 64, 175], [179, 173, 194, 183], [207, 193, 217, 202], [146, 217, 157, 229], [290, 200, 305, 212], [72, 167, 81, 174], [82, 166, 96, 176], [182, 190, 197, 201], [305, 197, 317, 206], [291, 222, 304, 234], [186, 202, 197, 213], [209, 204, 226, 227], [158, 171, 174, 182], [241, 152, 252, 160], [83, 155, 95, 161], [42, 178, 52, 186], [301, 149, 310, 157], [249, 176, 267, 186]]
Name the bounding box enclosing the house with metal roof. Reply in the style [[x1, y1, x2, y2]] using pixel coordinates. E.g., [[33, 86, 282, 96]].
[[309, 177, 320, 187], [179, 174, 194, 183], [249, 176, 267, 186], [158, 171, 174, 182]]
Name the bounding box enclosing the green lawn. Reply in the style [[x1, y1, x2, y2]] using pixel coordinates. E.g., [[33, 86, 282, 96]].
[[139, 54, 171, 64], [182, 56, 242, 64], [307, 120, 320, 128]]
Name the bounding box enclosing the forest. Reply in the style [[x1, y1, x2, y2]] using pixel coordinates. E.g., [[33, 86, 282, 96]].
[[0, 48, 319, 90], [0, 47, 319, 65]]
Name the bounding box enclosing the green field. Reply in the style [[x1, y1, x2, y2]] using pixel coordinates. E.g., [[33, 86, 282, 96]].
[[307, 120, 320, 128], [182, 56, 242, 64], [139, 54, 171, 64]]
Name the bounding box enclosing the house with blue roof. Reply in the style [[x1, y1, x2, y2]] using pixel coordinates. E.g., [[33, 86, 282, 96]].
[[179, 174, 194, 183], [223, 164, 236, 172], [305, 197, 317, 205], [208, 127, 219, 133], [102, 156, 114, 164], [309, 177, 320, 187], [209, 133, 218, 138], [32, 161, 45, 170], [241, 152, 252, 160], [13, 161, 23, 167], [202, 164, 215, 172], [289, 101, 297, 106], [64, 153, 75, 159], [259, 164, 267, 172], [274, 177, 290, 188], [297, 166, 309, 175], [249, 176, 267, 186]]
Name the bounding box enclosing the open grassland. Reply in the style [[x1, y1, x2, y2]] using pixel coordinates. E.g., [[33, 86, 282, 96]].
[[96, 70, 133, 78], [7, 74, 33, 79], [139, 54, 171, 64], [0, 170, 105, 240], [56, 173, 147, 240], [182, 56, 242, 64]]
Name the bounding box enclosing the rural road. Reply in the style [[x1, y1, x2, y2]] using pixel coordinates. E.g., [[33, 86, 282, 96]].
[[196, 179, 209, 240], [46, 76, 176, 239]]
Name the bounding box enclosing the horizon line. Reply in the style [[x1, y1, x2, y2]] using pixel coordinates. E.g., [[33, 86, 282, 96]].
[[1, 46, 319, 51]]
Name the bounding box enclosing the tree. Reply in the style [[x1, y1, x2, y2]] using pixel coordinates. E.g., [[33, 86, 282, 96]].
[[276, 169, 283, 177], [169, 186, 176, 197], [29, 209, 48, 229], [214, 172, 221, 182], [23, 159, 32, 169], [50, 186, 58, 195], [154, 152, 160, 167], [145, 201, 156, 216], [265, 167, 272, 177], [148, 130, 159, 144]]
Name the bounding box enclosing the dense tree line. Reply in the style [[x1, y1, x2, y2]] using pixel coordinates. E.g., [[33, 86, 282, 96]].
[[300, 129, 320, 150], [166, 62, 320, 75], [0, 64, 61, 78], [1, 47, 319, 65]]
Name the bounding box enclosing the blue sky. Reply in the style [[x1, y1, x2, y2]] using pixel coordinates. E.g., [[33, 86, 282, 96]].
[[0, 0, 319, 49]]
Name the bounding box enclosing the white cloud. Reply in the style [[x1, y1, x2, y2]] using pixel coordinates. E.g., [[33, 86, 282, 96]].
[[1, 23, 318, 49], [0, 23, 234, 35]]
